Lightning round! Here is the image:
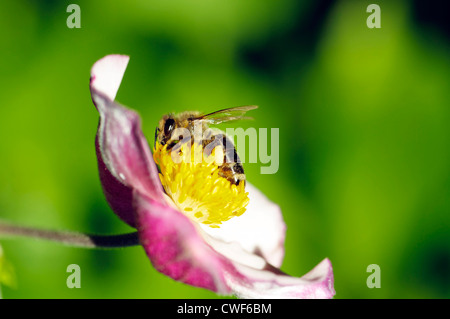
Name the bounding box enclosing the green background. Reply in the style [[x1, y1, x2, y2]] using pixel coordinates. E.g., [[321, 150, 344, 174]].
[[0, 0, 449, 298]]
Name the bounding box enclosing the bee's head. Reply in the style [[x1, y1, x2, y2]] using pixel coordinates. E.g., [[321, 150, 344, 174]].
[[155, 114, 176, 147]]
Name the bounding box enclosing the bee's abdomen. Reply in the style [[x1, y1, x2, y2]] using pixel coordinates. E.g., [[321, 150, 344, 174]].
[[220, 162, 245, 186], [204, 134, 245, 186]]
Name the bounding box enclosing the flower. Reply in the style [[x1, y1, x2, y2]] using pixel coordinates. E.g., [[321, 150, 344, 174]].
[[90, 54, 335, 298], [153, 140, 249, 228]]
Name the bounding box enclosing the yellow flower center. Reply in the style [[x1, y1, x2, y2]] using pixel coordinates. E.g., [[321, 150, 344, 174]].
[[153, 141, 249, 228]]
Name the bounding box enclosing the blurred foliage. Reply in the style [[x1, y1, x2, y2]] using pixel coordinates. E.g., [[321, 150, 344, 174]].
[[0, 244, 16, 295], [0, 0, 449, 298]]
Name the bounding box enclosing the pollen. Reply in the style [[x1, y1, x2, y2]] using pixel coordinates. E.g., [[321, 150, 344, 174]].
[[153, 141, 249, 228]]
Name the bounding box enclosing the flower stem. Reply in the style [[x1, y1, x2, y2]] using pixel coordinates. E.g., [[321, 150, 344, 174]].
[[0, 221, 140, 249]]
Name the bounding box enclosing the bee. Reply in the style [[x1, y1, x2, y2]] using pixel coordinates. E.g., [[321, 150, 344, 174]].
[[154, 105, 258, 186]]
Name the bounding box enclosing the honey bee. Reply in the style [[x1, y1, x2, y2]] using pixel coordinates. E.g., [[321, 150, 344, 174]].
[[154, 105, 258, 186]]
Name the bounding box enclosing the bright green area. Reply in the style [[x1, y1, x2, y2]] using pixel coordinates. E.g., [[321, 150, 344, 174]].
[[0, 0, 449, 298]]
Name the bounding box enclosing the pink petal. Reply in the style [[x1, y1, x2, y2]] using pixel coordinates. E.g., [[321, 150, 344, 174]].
[[225, 258, 335, 299], [133, 191, 237, 294], [135, 190, 335, 298], [201, 182, 286, 268], [90, 55, 165, 227]]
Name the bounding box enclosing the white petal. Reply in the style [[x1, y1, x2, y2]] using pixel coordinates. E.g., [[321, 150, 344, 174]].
[[90, 54, 129, 101], [201, 182, 286, 268], [225, 258, 335, 299]]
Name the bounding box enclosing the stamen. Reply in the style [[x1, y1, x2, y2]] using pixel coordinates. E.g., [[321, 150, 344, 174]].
[[153, 141, 249, 228]]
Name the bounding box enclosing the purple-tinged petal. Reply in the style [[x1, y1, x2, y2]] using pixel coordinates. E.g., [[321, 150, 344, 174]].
[[95, 138, 135, 226], [224, 258, 335, 299], [202, 230, 335, 299], [133, 191, 239, 294], [90, 55, 165, 227], [201, 182, 286, 268], [135, 190, 335, 298]]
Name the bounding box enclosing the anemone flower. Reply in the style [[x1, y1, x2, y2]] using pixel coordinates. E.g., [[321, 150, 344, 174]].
[[89, 54, 335, 299]]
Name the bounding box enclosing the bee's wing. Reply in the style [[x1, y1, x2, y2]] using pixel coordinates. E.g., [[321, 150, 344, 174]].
[[195, 105, 258, 124]]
